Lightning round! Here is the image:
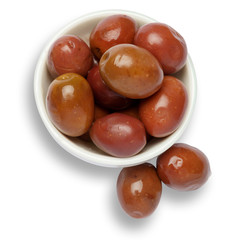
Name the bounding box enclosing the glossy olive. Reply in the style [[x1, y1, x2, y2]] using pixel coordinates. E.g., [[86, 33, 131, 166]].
[[90, 113, 146, 157], [156, 143, 211, 191], [139, 76, 188, 137], [90, 14, 137, 59], [117, 163, 162, 218], [87, 65, 133, 110], [99, 44, 164, 99], [47, 35, 93, 78], [46, 73, 94, 137], [134, 23, 187, 74]]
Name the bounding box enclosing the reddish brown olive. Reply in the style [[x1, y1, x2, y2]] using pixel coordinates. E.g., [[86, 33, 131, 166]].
[[47, 35, 93, 78], [156, 143, 211, 191], [99, 44, 164, 99], [134, 22, 187, 74], [90, 113, 146, 157], [90, 14, 137, 59], [139, 76, 188, 137], [117, 163, 162, 218], [46, 73, 94, 137]]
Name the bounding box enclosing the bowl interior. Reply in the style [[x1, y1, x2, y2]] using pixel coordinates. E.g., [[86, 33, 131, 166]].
[[34, 10, 197, 167]]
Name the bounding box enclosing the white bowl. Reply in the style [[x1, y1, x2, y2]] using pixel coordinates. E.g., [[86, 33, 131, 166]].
[[34, 10, 197, 167]]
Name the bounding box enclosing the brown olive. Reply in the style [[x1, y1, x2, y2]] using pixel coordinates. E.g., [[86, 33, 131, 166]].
[[47, 35, 93, 78], [90, 113, 146, 157], [46, 73, 94, 137], [90, 14, 137, 59], [134, 23, 187, 74], [99, 44, 164, 99], [117, 163, 162, 218], [139, 76, 188, 137], [156, 143, 211, 191]]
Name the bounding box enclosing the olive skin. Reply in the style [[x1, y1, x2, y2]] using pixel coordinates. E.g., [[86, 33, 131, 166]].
[[117, 163, 162, 218], [90, 113, 146, 157], [99, 44, 164, 99], [139, 76, 188, 137], [156, 143, 211, 191], [46, 73, 94, 137], [90, 14, 137, 59], [134, 23, 187, 74]]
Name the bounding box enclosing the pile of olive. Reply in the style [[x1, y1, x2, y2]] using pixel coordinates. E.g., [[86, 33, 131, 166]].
[[117, 143, 211, 218], [45, 14, 211, 218]]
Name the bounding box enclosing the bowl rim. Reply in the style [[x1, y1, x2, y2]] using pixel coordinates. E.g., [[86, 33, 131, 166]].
[[34, 9, 197, 168]]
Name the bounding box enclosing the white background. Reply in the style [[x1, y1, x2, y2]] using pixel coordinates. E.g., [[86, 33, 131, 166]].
[[1, 0, 239, 239]]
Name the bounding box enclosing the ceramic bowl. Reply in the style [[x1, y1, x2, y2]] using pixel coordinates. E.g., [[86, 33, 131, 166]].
[[34, 10, 197, 167]]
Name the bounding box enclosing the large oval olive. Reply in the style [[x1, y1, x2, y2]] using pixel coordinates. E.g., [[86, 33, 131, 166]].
[[99, 44, 164, 99], [117, 163, 162, 218], [90, 14, 137, 59], [47, 35, 93, 78], [46, 73, 94, 137], [139, 76, 188, 137], [90, 113, 146, 157], [134, 23, 187, 74], [156, 143, 211, 191]]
